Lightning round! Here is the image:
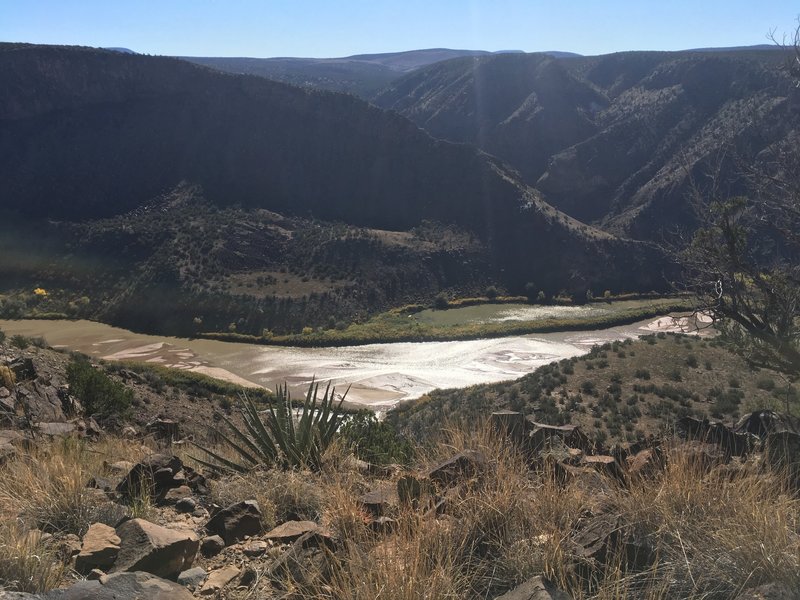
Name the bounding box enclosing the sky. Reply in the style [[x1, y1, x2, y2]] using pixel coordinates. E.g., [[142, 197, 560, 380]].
[[1, 1, 798, 58]]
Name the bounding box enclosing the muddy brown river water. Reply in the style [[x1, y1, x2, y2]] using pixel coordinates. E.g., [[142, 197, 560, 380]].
[[0, 315, 704, 409]]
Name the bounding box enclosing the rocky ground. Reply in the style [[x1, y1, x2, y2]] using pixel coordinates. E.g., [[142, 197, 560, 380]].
[[1, 334, 800, 599]]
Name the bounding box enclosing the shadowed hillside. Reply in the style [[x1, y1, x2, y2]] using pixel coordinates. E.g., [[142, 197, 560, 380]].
[[374, 49, 799, 239], [0, 43, 669, 336]]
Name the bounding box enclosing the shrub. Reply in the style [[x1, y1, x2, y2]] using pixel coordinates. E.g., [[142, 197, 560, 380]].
[[685, 354, 699, 368], [193, 381, 344, 472], [66, 358, 132, 420], [339, 411, 414, 465], [484, 286, 498, 299], [9, 335, 29, 350], [433, 293, 449, 310], [756, 376, 776, 391], [635, 368, 651, 380]]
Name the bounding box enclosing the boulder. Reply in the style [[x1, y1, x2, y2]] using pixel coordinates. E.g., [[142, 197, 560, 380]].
[[116, 454, 184, 500], [199, 565, 240, 596], [175, 497, 197, 514], [75, 523, 121, 574], [177, 566, 207, 589], [527, 421, 590, 452], [112, 518, 199, 579], [45, 571, 194, 599], [205, 500, 263, 545], [426, 450, 487, 486], [200, 535, 226, 557], [493, 575, 571, 599]]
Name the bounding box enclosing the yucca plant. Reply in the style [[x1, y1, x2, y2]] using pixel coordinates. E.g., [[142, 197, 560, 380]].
[[192, 380, 346, 473]]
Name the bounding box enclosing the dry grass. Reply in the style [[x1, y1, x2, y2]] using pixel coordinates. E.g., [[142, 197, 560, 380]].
[[305, 422, 800, 600], [0, 523, 64, 592], [0, 421, 797, 598], [0, 436, 149, 591], [0, 436, 147, 536]]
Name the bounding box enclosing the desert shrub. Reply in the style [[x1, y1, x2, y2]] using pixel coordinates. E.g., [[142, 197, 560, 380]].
[[756, 376, 776, 391], [339, 411, 414, 465], [66, 358, 132, 420], [685, 354, 699, 368], [9, 335, 29, 350], [485, 286, 498, 299], [635, 368, 651, 380]]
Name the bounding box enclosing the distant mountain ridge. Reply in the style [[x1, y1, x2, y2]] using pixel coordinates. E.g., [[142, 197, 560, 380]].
[[180, 48, 563, 96], [0, 43, 669, 336], [373, 48, 799, 239]]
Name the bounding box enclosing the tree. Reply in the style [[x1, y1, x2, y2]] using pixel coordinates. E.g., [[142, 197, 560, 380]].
[[677, 23, 800, 381]]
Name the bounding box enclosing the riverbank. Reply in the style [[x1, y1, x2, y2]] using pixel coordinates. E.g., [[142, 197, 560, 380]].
[[199, 297, 694, 347]]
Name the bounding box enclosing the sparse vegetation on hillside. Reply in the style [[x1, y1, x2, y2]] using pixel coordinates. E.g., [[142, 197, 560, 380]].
[[391, 333, 798, 443]]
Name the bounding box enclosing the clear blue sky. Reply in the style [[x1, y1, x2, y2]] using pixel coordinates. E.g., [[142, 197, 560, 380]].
[[1, 1, 798, 58]]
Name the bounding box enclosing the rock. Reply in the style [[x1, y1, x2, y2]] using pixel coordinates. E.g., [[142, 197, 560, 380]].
[[146, 418, 180, 441], [625, 448, 663, 480], [121, 426, 137, 438], [199, 565, 240, 596], [205, 500, 263, 545], [765, 430, 800, 488], [242, 540, 269, 556], [527, 421, 591, 452], [45, 571, 194, 599], [572, 514, 654, 573], [158, 485, 192, 506], [56, 533, 82, 562], [116, 454, 184, 500], [735, 410, 797, 439], [105, 460, 134, 475], [112, 518, 199, 579], [75, 523, 121, 574], [397, 474, 423, 507], [493, 575, 571, 599], [86, 476, 114, 494], [8, 357, 35, 382], [175, 497, 197, 514], [426, 450, 487, 486], [36, 421, 76, 437], [580, 455, 625, 481], [200, 535, 226, 557], [675, 417, 752, 457], [491, 410, 526, 444], [240, 566, 257, 587], [737, 582, 798, 599], [177, 566, 207, 589], [358, 485, 398, 517], [264, 520, 319, 543]]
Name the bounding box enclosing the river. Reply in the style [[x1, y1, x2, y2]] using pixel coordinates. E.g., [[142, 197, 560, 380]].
[[0, 315, 701, 409]]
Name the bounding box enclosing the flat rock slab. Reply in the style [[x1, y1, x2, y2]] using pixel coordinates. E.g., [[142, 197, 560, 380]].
[[264, 520, 319, 542], [199, 565, 240, 596], [112, 518, 199, 579], [75, 523, 121, 574], [42, 571, 194, 599]]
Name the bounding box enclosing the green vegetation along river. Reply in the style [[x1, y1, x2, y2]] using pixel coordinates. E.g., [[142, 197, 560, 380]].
[[0, 311, 707, 410]]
